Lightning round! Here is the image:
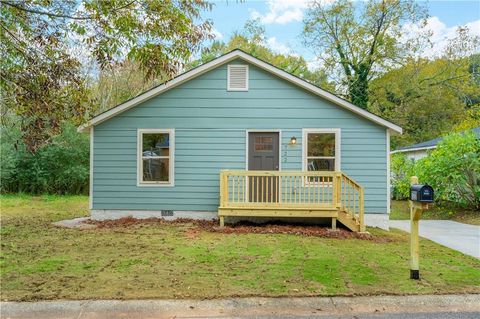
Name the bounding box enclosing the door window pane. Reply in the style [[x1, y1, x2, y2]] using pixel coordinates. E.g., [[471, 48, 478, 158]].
[[307, 133, 335, 157], [254, 136, 274, 151], [143, 158, 169, 182]]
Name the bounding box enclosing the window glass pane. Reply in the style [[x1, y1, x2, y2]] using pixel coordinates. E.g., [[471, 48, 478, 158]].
[[255, 143, 273, 151], [307, 133, 335, 157], [307, 158, 335, 171], [254, 136, 273, 151], [255, 137, 273, 144], [143, 158, 169, 182], [142, 133, 169, 156]]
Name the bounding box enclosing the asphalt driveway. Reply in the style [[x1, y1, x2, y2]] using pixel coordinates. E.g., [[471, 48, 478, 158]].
[[389, 220, 480, 258]]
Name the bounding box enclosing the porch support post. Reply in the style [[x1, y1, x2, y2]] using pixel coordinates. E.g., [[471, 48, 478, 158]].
[[219, 216, 225, 228], [335, 172, 342, 208], [331, 217, 337, 231]]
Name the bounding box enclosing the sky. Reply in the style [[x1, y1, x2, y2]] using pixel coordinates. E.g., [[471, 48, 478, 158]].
[[204, 0, 480, 67]]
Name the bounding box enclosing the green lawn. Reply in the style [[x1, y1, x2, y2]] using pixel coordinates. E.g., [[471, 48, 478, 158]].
[[390, 200, 480, 225], [1, 194, 479, 301]]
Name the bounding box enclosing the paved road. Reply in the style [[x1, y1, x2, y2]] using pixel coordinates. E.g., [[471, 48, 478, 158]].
[[389, 220, 480, 258], [259, 313, 479, 319], [2, 294, 479, 319]]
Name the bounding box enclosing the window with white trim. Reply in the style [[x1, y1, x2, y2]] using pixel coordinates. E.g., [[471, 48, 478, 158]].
[[304, 129, 340, 172], [138, 129, 174, 186], [227, 65, 248, 91]]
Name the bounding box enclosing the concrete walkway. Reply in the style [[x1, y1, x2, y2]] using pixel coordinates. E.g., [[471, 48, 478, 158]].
[[2, 294, 479, 319], [389, 220, 480, 258]]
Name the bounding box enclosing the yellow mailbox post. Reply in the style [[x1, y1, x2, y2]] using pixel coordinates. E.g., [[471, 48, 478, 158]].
[[409, 176, 434, 280]]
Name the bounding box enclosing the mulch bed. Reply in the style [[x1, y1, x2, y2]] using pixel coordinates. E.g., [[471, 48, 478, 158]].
[[87, 217, 390, 241]]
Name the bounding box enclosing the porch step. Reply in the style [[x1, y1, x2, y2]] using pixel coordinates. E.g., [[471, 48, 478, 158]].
[[337, 210, 361, 232]]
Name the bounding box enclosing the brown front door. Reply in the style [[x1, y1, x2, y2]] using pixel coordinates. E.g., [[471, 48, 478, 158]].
[[248, 132, 279, 203]]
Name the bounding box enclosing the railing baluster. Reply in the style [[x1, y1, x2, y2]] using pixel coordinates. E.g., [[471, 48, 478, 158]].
[[351, 181, 354, 216], [266, 175, 270, 203], [237, 175, 240, 204], [255, 176, 258, 202], [260, 176, 263, 203], [290, 175, 293, 205], [295, 175, 298, 204], [300, 175, 303, 204], [242, 175, 245, 203], [309, 175, 311, 204]]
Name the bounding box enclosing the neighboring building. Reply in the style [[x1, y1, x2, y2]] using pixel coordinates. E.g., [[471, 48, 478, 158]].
[[79, 50, 402, 231], [391, 127, 480, 161]]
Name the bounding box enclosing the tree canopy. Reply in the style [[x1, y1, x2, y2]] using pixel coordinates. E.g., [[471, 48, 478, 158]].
[[303, 0, 427, 109], [191, 20, 333, 90], [1, 0, 212, 151], [370, 53, 480, 148]]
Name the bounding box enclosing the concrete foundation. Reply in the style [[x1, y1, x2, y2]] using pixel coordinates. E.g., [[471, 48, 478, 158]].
[[364, 213, 389, 230], [90, 209, 217, 221], [91, 210, 389, 230]]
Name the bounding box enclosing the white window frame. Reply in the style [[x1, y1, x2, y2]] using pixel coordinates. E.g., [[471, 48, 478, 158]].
[[302, 128, 341, 173], [137, 129, 175, 187], [227, 64, 249, 91]]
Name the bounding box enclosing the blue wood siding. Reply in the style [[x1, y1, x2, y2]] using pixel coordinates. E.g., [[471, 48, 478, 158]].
[[93, 59, 388, 213]]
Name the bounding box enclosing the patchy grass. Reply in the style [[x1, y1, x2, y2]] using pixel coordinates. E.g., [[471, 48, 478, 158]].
[[390, 200, 480, 225], [1, 194, 479, 301]]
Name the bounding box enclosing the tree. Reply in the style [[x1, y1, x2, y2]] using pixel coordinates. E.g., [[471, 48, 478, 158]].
[[91, 60, 167, 113], [302, 0, 427, 108], [191, 20, 333, 89], [369, 35, 480, 147], [1, 0, 213, 152]]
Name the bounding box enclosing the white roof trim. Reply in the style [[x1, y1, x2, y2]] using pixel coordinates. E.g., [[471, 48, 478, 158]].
[[390, 145, 437, 154], [78, 50, 402, 134]]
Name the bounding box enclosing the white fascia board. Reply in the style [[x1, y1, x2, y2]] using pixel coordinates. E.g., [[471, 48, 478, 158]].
[[390, 145, 437, 154], [78, 50, 403, 134]]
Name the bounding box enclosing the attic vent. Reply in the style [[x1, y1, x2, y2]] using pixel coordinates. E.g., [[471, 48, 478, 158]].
[[227, 65, 248, 91]]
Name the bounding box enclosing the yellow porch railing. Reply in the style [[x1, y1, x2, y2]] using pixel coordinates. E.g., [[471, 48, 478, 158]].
[[219, 170, 365, 232]]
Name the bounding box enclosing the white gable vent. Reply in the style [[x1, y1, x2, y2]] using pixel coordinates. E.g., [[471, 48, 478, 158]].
[[227, 65, 249, 91]]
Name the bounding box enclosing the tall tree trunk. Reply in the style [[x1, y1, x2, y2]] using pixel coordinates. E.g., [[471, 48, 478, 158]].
[[349, 66, 369, 109]]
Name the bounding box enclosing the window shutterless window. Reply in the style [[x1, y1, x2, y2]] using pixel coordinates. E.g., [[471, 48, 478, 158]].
[[303, 129, 340, 173], [137, 129, 174, 186]]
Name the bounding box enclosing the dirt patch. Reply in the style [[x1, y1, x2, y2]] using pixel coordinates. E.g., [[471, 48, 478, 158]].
[[205, 221, 394, 242], [87, 217, 391, 242]]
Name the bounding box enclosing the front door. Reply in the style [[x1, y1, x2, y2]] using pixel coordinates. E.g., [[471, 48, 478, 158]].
[[248, 132, 279, 202]]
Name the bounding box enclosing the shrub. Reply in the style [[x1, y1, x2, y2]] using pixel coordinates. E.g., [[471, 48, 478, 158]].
[[1, 123, 89, 194], [391, 153, 416, 200], [391, 131, 480, 209], [417, 132, 480, 209]]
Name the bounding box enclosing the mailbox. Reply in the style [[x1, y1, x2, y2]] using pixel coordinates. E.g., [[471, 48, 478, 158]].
[[410, 184, 434, 203]]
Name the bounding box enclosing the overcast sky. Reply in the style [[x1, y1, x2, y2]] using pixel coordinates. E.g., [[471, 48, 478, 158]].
[[204, 0, 480, 67]]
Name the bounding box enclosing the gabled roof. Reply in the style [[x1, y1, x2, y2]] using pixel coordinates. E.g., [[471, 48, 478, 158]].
[[391, 126, 480, 154], [79, 50, 403, 133]]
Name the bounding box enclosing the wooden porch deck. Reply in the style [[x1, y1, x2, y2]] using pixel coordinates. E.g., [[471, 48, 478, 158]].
[[218, 170, 365, 232]]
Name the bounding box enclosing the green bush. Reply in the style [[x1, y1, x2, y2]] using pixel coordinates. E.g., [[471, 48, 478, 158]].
[[417, 132, 480, 209], [391, 132, 480, 209], [391, 153, 416, 200], [1, 123, 89, 194]]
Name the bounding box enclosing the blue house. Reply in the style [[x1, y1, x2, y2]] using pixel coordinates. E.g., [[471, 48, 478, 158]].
[[79, 50, 402, 231]]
